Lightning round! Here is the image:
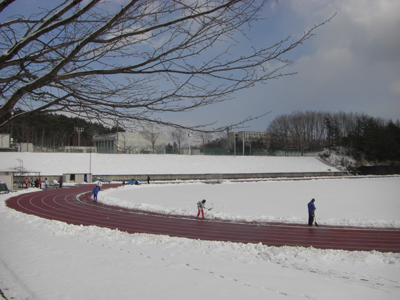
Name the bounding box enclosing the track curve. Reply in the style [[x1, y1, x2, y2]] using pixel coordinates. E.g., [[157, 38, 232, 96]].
[[6, 184, 400, 253]]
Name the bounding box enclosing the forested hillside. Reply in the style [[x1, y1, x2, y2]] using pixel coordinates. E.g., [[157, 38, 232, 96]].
[[0, 110, 123, 150], [2, 110, 399, 165], [267, 111, 400, 163]]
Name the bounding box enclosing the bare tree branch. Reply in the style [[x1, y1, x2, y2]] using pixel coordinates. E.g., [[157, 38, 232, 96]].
[[0, 0, 16, 14], [0, 0, 333, 132]]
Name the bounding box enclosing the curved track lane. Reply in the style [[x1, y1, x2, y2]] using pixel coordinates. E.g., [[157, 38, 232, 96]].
[[6, 184, 400, 253]]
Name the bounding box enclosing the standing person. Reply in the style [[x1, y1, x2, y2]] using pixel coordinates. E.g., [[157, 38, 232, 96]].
[[38, 178, 42, 189], [197, 199, 207, 218], [97, 180, 103, 191], [59, 177, 63, 188], [45, 178, 49, 189], [92, 185, 99, 202], [147, 176, 150, 184], [308, 198, 316, 226], [24, 178, 28, 188]]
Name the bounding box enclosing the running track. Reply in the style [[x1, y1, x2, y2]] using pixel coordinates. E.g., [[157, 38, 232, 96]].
[[6, 184, 400, 253]]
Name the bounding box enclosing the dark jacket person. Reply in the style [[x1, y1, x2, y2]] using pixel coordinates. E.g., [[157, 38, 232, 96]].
[[308, 198, 316, 226]]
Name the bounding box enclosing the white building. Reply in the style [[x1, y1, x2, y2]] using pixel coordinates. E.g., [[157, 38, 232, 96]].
[[0, 134, 10, 148], [16, 143, 34, 152], [228, 131, 268, 145], [93, 132, 166, 154]]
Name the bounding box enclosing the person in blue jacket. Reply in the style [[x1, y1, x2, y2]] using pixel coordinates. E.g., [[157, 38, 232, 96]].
[[92, 185, 99, 202], [308, 198, 316, 226]]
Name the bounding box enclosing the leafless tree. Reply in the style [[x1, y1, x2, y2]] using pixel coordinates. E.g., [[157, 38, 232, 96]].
[[141, 124, 163, 154], [198, 132, 213, 152], [267, 111, 380, 154], [0, 0, 332, 132], [169, 128, 186, 153], [267, 114, 291, 155], [117, 132, 134, 154], [290, 112, 307, 155]]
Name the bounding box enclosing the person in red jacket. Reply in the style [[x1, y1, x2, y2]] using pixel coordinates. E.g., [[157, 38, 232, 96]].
[[197, 199, 207, 218]]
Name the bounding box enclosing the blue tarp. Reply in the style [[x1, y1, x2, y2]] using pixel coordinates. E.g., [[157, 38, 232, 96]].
[[125, 180, 141, 185]]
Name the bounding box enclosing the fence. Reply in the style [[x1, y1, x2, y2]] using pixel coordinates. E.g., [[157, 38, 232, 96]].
[[166, 148, 304, 156]]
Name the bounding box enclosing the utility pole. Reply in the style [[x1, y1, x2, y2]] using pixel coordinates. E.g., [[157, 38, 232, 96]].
[[74, 127, 84, 147], [116, 120, 119, 154], [234, 133, 236, 156], [188, 133, 192, 155], [243, 132, 245, 156]]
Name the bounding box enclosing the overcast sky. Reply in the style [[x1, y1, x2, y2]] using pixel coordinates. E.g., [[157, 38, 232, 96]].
[[2, 0, 399, 134], [174, 0, 400, 132]]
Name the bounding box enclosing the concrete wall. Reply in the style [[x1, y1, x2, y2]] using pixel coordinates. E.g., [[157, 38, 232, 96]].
[[14, 171, 349, 184], [95, 171, 349, 182]]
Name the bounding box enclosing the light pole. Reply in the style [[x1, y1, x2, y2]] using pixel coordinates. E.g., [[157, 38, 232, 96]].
[[89, 145, 92, 181], [16, 158, 23, 174], [74, 127, 84, 147], [10, 110, 14, 148], [89, 131, 97, 183], [242, 132, 246, 156], [16, 158, 23, 187], [188, 133, 192, 155], [234, 133, 236, 156]]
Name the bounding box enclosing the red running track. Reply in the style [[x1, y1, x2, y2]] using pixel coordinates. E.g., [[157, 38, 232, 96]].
[[6, 184, 400, 253]]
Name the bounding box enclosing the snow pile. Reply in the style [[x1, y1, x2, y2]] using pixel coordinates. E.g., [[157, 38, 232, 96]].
[[319, 149, 357, 170]]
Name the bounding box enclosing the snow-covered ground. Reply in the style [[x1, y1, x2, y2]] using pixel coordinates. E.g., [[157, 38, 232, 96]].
[[0, 152, 341, 175], [99, 177, 400, 228], [0, 153, 399, 300]]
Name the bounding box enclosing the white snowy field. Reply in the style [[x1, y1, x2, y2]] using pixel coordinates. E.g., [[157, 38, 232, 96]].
[[0, 152, 341, 175], [0, 153, 399, 300], [100, 177, 400, 228]]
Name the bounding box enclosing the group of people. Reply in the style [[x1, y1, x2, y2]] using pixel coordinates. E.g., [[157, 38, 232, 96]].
[[90, 180, 318, 226], [24, 178, 49, 189], [197, 198, 318, 226]]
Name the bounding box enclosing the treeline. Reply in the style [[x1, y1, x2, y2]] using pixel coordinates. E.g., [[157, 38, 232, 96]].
[[0, 110, 123, 150], [267, 111, 400, 162]]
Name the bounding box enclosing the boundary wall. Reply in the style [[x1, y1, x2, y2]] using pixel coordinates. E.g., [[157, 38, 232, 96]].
[[14, 171, 349, 183], [95, 171, 349, 182]]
